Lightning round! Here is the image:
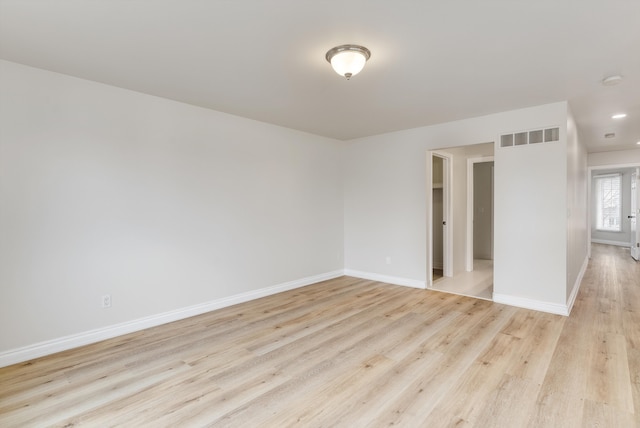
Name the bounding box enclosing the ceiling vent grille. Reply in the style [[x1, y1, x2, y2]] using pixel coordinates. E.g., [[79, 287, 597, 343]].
[[500, 127, 559, 148]]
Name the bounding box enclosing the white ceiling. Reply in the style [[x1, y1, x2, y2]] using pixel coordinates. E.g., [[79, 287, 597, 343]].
[[0, 1, 639, 152]]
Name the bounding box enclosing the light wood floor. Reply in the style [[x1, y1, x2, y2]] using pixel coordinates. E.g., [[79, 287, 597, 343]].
[[1, 244, 638, 427], [432, 259, 493, 300]]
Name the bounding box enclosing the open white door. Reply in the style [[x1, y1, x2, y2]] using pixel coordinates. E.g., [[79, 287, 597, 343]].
[[631, 168, 639, 261], [427, 151, 453, 287]]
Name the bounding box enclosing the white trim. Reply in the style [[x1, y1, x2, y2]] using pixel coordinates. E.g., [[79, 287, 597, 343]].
[[344, 269, 426, 289], [492, 293, 569, 316], [593, 173, 623, 232], [443, 153, 453, 278], [426, 151, 434, 286], [591, 238, 632, 247], [593, 172, 622, 179], [566, 255, 589, 315], [0, 270, 344, 368]]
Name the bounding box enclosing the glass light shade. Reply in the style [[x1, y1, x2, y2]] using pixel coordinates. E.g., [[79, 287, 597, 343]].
[[325, 45, 370, 80], [330, 51, 367, 78]]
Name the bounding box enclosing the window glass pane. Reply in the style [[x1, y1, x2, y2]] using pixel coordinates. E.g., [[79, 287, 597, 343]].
[[595, 175, 622, 231]]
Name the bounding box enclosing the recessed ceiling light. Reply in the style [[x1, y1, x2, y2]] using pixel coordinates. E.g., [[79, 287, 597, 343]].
[[604, 133, 615, 139], [602, 75, 623, 86], [637, 141, 640, 145], [612, 113, 627, 119]]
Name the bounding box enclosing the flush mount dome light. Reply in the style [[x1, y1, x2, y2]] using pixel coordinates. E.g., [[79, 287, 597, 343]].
[[326, 44, 371, 80]]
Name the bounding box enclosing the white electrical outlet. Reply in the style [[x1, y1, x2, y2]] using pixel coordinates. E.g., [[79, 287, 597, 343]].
[[101, 294, 111, 308]]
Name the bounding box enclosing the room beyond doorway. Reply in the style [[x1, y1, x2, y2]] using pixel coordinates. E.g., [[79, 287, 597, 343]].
[[427, 142, 495, 301]]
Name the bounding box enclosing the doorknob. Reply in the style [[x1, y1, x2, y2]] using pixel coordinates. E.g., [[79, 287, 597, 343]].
[[629, 215, 636, 219], [443, 221, 447, 225]]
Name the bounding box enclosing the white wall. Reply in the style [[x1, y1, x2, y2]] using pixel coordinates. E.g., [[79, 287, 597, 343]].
[[588, 148, 640, 167], [565, 108, 589, 302], [493, 121, 568, 307], [0, 60, 344, 355], [344, 101, 571, 310]]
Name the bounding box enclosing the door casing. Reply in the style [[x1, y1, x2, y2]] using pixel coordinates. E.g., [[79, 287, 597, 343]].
[[631, 168, 639, 261]]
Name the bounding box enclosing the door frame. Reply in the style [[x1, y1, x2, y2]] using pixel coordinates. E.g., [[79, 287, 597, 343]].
[[631, 168, 639, 260], [466, 156, 495, 272], [427, 151, 453, 287], [587, 162, 640, 258]]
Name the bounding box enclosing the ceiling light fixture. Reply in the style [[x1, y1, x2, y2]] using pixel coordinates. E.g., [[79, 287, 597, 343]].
[[602, 75, 623, 86], [611, 113, 627, 119], [604, 133, 615, 139], [325, 44, 371, 80]]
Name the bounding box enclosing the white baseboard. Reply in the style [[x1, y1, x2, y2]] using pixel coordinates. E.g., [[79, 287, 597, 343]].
[[591, 239, 631, 247], [492, 293, 569, 316], [566, 255, 589, 315], [344, 269, 426, 289], [0, 270, 344, 368]]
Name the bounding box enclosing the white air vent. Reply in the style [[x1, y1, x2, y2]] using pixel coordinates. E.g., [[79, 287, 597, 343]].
[[514, 132, 528, 146], [529, 129, 543, 144], [500, 127, 559, 148]]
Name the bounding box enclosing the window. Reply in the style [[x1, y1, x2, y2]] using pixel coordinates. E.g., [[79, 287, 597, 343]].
[[595, 174, 622, 231]]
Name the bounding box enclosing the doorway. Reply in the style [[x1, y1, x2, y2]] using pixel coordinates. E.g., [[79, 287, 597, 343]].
[[589, 165, 640, 259], [427, 143, 494, 300]]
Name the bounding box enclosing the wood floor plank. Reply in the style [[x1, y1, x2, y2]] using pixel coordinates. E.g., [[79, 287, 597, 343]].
[[364, 304, 516, 426], [581, 399, 636, 428], [472, 374, 540, 428], [585, 332, 634, 413], [208, 312, 435, 426], [312, 349, 446, 428], [4, 360, 189, 427], [258, 353, 396, 427], [424, 333, 522, 426], [0, 243, 638, 427], [627, 347, 640, 423], [504, 312, 565, 383]]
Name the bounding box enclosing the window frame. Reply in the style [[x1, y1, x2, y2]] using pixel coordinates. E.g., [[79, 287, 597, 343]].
[[594, 173, 622, 232]]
